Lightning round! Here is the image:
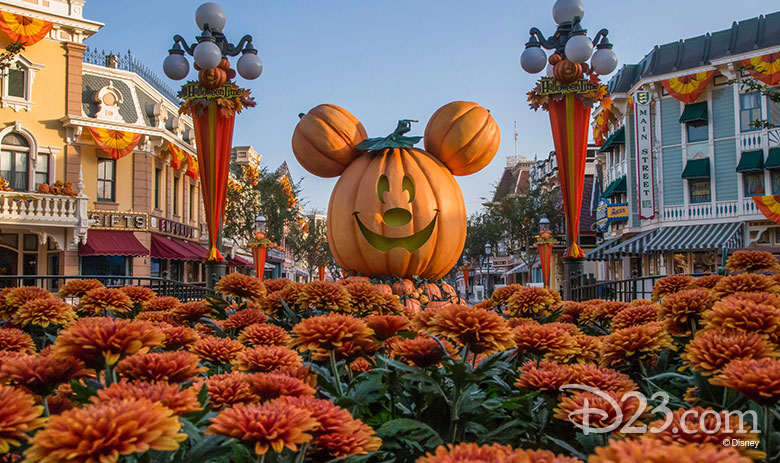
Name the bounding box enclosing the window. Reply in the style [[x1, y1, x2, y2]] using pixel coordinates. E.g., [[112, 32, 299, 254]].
[[773, 171, 780, 194], [1, 57, 42, 111], [686, 122, 708, 143], [188, 184, 194, 220], [154, 168, 161, 209], [34, 153, 49, 189], [0, 133, 29, 191], [173, 175, 179, 216], [743, 172, 765, 196], [97, 158, 115, 202], [7, 68, 25, 98], [740, 92, 763, 132], [689, 179, 711, 203], [770, 88, 780, 127]]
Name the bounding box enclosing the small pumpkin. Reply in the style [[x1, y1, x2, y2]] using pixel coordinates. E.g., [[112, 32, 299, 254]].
[[373, 283, 393, 296], [199, 67, 227, 89], [292, 105, 368, 178], [548, 53, 563, 65], [426, 300, 450, 310], [420, 283, 442, 300], [553, 59, 582, 84], [392, 279, 414, 296], [403, 298, 421, 317]]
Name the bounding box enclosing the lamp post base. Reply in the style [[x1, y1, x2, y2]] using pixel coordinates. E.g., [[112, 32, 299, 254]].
[[562, 257, 584, 301], [205, 261, 227, 289]]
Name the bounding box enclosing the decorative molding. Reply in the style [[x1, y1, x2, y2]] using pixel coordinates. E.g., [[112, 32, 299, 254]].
[[92, 81, 124, 121], [0, 53, 44, 112]]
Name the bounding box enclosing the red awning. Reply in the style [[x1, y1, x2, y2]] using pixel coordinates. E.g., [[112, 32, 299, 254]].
[[151, 234, 206, 261], [228, 255, 253, 267], [179, 240, 208, 260], [80, 230, 149, 257]]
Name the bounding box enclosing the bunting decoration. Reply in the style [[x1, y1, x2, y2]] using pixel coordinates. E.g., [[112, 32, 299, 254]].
[[318, 266, 325, 281], [743, 52, 780, 86], [87, 127, 142, 159], [0, 12, 52, 46], [536, 231, 557, 289], [185, 153, 198, 179], [593, 124, 604, 146], [661, 70, 716, 104], [168, 141, 185, 170], [753, 195, 780, 226]]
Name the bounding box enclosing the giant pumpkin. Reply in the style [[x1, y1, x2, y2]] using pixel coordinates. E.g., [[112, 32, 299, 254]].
[[292, 101, 499, 280]]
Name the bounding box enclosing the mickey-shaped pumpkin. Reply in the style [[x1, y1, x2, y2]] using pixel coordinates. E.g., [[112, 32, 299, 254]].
[[292, 101, 499, 279]]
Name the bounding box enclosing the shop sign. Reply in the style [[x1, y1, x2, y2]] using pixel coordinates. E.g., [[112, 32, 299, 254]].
[[633, 90, 655, 219], [150, 217, 198, 240], [607, 203, 629, 221], [89, 211, 147, 230], [596, 198, 609, 231]]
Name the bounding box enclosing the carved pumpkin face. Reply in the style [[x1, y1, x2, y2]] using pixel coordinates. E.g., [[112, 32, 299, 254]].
[[328, 147, 466, 279]]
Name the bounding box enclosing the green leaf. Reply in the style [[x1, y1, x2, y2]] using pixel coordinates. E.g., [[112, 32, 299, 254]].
[[198, 318, 226, 338], [376, 418, 443, 452], [548, 436, 587, 461]]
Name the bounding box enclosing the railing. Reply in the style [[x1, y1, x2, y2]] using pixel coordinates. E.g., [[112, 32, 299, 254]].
[[83, 48, 181, 104], [570, 271, 709, 302], [0, 191, 86, 224], [662, 199, 752, 222], [0, 275, 216, 302]]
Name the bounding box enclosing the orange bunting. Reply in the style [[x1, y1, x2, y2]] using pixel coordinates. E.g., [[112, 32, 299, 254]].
[[0, 12, 52, 46], [743, 53, 780, 86], [185, 153, 198, 180], [593, 124, 604, 146], [168, 141, 185, 170], [87, 127, 142, 160], [753, 195, 780, 226], [661, 70, 715, 104]]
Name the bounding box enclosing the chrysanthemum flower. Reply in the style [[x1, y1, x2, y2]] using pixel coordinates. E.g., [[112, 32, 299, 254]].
[[365, 314, 410, 341], [410, 306, 442, 332], [350, 357, 373, 373], [611, 304, 658, 330], [571, 334, 603, 363], [515, 360, 574, 392], [504, 286, 559, 317], [569, 363, 637, 393], [239, 323, 290, 346], [245, 372, 316, 401], [290, 313, 374, 352], [418, 442, 578, 463], [25, 398, 186, 463], [275, 365, 318, 387], [205, 372, 257, 409], [427, 304, 516, 355], [206, 401, 317, 455], [262, 283, 304, 315], [145, 296, 180, 312], [0, 328, 34, 354], [555, 390, 644, 430], [489, 284, 523, 307], [703, 293, 780, 342], [189, 335, 244, 365], [233, 345, 302, 373], [52, 317, 165, 368], [726, 250, 780, 273], [134, 310, 178, 324], [119, 285, 156, 306], [512, 323, 580, 361], [343, 282, 385, 315], [4, 286, 51, 310], [94, 380, 201, 416], [0, 385, 45, 453], [545, 321, 582, 335], [222, 308, 268, 331], [156, 322, 200, 350], [600, 322, 676, 367], [375, 292, 404, 315], [11, 295, 75, 328], [589, 437, 752, 463], [0, 354, 88, 396], [693, 274, 722, 289], [558, 301, 586, 324], [264, 278, 295, 293], [78, 287, 133, 315], [712, 273, 780, 299], [652, 275, 697, 301], [658, 288, 715, 336], [171, 300, 214, 323], [58, 278, 104, 298], [116, 351, 205, 383], [216, 273, 266, 301], [392, 335, 455, 367], [711, 358, 780, 404], [681, 329, 777, 375], [297, 281, 352, 311], [578, 300, 629, 324]]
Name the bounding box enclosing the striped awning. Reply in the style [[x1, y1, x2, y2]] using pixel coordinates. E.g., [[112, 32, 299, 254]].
[[643, 223, 743, 252], [603, 230, 657, 258], [586, 238, 620, 261]]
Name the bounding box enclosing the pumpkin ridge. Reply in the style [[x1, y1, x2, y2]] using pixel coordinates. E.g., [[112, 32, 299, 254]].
[[456, 122, 500, 172], [294, 130, 344, 171], [399, 149, 418, 277], [319, 108, 366, 160], [435, 104, 480, 164], [444, 106, 490, 166], [406, 149, 441, 277]]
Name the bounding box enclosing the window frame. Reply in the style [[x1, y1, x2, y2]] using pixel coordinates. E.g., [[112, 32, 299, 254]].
[[0, 133, 30, 191], [0, 55, 43, 111], [740, 91, 763, 132], [96, 158, 116, 202], [688, 178, 711, 203], [154, 167, 161, 210], [188, 183, 194, 220], [173, 174, 179, 216], [686, 121, 709, 143], [742, 171, 766, 197], [34, 152, 49, 190]]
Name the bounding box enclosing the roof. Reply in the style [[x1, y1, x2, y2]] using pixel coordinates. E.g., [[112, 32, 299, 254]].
[[493, 167, 517, 202]]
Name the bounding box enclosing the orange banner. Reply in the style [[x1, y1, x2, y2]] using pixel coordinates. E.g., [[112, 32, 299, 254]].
[[87, 127, 142, 160], [185, 152, 199, 179], [661, 70, 715, 104], [0, 12, 52, 46], [754, 195, 780, 225], [168, 141, 185, 170], [743, 52, 780, 86]]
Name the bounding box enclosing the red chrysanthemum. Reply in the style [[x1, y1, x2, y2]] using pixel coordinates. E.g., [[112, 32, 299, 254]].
[[611, 304, 658, 330], [659, 288, 715, 336], [712, 273, 780, 299], [515, 360, 575, 392], [0, 328, 35, 354], [245, 372, 316, 401], [652, 275, 697, 301], [171, 300, 214, 323], [682, 329, 777, 375], [711, 358, 780, 404], [233, 345, 302, 373], [703, 293, 780, 342], [239, 323, 291, 346], [726, 250, 780, 273], [600, 322, 676, 367], [156, 322, 201, 350], [222, 308, 269, 331], [116, 350, 205, 383], [427, 304, 516, 354], [145, 296, 180, 312], [365, 314, 410, 341], [78, 287, 133, 315], [58, 278, 104, 298], [350, 357, 373, 373], [569, 363, 637, 393], [297, 281, 352, 311], [290, 313, 374, 352], [216, 273, 266, 301], [0, 385, 45, 454], [11, 295, 76, 328], [392, 335, 456, 368], [0, 354, 88, 396], [205, 372, 257, 409], [119, 285, 157, 306], [93, 380, 201, 416], [189, 335, 245, 365]]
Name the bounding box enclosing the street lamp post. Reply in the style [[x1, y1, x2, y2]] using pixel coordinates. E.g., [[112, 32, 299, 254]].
[[520, 0, 617, 299], [536, 216, 557, 289], [484, 242, 493, 299], [163, 2, 263, 288]]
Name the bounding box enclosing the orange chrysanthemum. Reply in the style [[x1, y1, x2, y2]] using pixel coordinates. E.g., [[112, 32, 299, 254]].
[[263, 283, 304, 314], [515, 360, 574, 392], [712, 273, 780, 299], [374, 292, 404, 315], [365, 314, 410, 341], [571, 334, 603, 363], [206, 401, 317, 455], [52, 317, 164, 368], [223, 308, 269, 331], [652, 275, 696, 301], [157, 322, 200, 349], [558, 301, 586, 324], [189, 335, 244, 365], [0, 385, 45, 453], [692, 273, 722, 289], [0, 354, 87, 396], [216, 272, 266, 301], [726, 250, 780, 273], [711, 358, 780, 404], [658, 288, 715, 336], [116, 350, 205, 383], [297, 281, 352, 311], [145, 296, 180, 312], [504, 286, 559, 317], [239, 323, 291, 346], [427, 304, 516, 354], [578, 300, 630, 324], [11, 295, 76, 328], [313, 336, 381, 363], [569, 363, 637, 393], [94, 380, 201, 416], [58, 278, 104, 298], [233, 345, 302, 373], [418, 442, 578, 463], [392, 335, 456, 367], [555, 389, 644, 430], [25, 398, 186, 463], [246, 372, 316, 401], [410, 306, 442, 332], [275, 365, 318, 387], [682, 329, 777, 375], [0, 328, 35, 354], [343, 282, 385, 315], [703, 293, 780, 342], [78, 287, 133, 315], [134, 310, 178, 324], [600, 322, 676, 367], [589, 437, 752, 463], [290, 313, 374, 352], [490, 284, 523, 307], [611, 304, 658, 330], [171, 300, 214, 323], [5, 286, 51, 311], [512, 323, 580, 361], [205, 372, 257, 409], [119, 285, 156, 306], [264, 278, 295, 293], [350, 357, 373, 373]]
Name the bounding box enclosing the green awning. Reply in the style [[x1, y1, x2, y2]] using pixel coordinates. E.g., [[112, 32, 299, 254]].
[[679, 102, 708, 124], [766, 148, 780, 170], [601, 176, 627, 198], [681, 158, 710, 179], [736, 150, 764, 172], [599, 127, 625, 152]]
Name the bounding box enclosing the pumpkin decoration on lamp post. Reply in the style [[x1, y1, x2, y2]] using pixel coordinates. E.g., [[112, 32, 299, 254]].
[[535, 217, 557, 289], [292, 101, 500, 280], [247, 214, 269, 281], [459, 262, 472, 297]]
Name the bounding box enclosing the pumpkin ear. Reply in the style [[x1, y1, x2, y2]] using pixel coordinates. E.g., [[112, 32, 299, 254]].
[[291, 104, 368, 178], [423, 101, 500, 176]]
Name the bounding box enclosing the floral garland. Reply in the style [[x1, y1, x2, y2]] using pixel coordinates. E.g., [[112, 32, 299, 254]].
[[178, 81, 256, 119], [528, 74, 612, 112], [280, 176, 297, 207], [535, 230, 558, 245], [247, 231, 283, 251]]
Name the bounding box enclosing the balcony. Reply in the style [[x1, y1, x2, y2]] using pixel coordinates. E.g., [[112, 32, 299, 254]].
[[662, 199, 764, 222], [0, 191, 88, 228], [740, 127, 780, 151]]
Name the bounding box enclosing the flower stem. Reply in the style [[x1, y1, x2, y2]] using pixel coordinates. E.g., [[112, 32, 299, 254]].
[[329, 350, 344, 397], [41, 395, 49, 417], [764, 404, 771, 457], [295, 443, 308, 463], [256, 453, 265, 463]]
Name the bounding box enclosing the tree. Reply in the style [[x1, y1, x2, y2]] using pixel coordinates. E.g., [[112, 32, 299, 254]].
[[286, 216, 332, 281], [733, 70, 779, 130]]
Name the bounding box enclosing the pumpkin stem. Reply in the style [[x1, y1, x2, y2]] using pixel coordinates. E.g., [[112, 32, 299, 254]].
[[298, 112, 305, 119], [355, 119, 422, 152]]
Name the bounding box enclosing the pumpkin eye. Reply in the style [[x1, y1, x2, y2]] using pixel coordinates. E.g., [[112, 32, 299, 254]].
[[377, 175, 390, 203], [402, 175, 415, 203]]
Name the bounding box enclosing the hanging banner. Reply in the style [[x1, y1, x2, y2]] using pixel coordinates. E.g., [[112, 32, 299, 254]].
[[753, 195, 780, 225], [0, 12, 52, 46], [87, 127, 142, 160], [607, 203, 629, 221], [661, 70, 715, 104], [633, 91, 655, 219], [596, 198, 609, 231], [743, 52, 780, 86], [185, 152, 199, 179], [168, 141, 185, 170]]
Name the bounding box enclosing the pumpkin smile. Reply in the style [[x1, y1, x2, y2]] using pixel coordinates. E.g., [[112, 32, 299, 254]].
[[353, 210, 439, 253]]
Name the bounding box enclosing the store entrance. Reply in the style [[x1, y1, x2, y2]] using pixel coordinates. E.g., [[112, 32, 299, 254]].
[[0, 247, 16, 287]]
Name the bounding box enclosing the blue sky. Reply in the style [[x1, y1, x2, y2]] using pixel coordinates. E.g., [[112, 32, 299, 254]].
[[82, 1, 775, 215]]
